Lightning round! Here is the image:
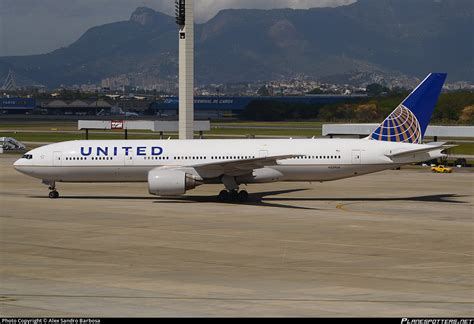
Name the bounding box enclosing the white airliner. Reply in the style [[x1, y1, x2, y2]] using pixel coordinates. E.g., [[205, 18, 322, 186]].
[[14, 73, 451, 202]]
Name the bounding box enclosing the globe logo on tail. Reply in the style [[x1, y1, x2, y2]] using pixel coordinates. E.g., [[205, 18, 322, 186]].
[[369, 105, 422, 144]]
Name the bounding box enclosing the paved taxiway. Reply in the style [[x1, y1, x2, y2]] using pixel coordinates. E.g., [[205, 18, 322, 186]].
[[0, 155, 473, 317]]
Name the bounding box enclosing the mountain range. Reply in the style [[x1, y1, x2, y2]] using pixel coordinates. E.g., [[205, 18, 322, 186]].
[[0, 0, 472, 88]]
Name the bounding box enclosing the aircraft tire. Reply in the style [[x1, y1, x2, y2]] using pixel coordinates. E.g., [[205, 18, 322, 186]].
[[218, 190, 229, 202], [237, 190, 249, 203], [49, 191, 59, 199]]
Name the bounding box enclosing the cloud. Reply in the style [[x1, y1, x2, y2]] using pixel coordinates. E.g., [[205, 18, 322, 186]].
[[0, 0, 355, 56]]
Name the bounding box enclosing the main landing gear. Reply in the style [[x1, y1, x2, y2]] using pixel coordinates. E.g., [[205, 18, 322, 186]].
[[218, 175, 249, 203], [43, 180, 59, 199], [218, 189, 249, 203]]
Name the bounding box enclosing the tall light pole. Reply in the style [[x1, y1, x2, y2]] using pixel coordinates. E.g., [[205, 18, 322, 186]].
[[176, 0, 194, 140]]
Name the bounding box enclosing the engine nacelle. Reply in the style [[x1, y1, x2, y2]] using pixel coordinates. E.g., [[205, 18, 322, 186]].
[[148, 169, 202, 196]]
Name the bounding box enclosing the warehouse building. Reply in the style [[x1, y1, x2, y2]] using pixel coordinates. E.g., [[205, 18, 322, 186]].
[[39, 99, 113, 115]]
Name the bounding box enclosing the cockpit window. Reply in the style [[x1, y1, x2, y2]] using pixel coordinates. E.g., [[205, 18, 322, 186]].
[[22, 154, 33, 160]]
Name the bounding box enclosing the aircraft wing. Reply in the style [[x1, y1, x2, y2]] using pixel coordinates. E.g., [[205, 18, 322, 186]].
[[192, 154, 299, 175], [385, 143, 456, 158]]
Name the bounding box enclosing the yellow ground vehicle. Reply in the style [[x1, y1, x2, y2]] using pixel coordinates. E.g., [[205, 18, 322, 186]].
[[431, 165, 453, 173]]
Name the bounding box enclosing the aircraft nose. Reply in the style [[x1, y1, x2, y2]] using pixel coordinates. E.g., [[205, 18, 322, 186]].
[[13, 158, 22, 170], [13, 158, 27, 171]]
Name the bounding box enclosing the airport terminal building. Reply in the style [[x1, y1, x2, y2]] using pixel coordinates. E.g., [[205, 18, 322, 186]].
[[150, 95, 365, 119], [2, 95, 365, 118]]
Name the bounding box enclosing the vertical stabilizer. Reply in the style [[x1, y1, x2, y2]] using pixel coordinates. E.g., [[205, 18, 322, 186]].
[[369, 73, 447, 144]]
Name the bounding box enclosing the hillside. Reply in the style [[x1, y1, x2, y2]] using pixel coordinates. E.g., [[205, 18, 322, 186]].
[[0, 0, 472, 87]]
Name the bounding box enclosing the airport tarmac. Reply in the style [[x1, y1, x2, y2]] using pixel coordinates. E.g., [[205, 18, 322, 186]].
[[0, 155, 473, 317]]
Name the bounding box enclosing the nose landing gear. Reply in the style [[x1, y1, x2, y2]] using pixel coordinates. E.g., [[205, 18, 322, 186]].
[[48, 190, 59, 199], [43, 180, 59, 199]]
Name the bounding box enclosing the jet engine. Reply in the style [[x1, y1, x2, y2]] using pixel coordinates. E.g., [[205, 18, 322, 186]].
[[148, 169, 202, 196]]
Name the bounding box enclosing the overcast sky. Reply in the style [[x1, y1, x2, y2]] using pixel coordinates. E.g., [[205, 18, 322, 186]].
[[0, 0, 355, 56]]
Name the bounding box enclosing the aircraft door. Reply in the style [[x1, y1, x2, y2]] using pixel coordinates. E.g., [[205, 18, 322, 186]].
[[351, 150, 361, 164], [259, 150, 269, 158], [53, 151, 62, 166]]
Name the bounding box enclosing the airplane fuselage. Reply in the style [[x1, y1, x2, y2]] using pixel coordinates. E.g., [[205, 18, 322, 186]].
[[14, 138, 443, 184], [12, 73, 449, 200]]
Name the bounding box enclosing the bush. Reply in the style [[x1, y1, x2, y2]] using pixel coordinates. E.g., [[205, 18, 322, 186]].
[[459, 105, 474, 124]]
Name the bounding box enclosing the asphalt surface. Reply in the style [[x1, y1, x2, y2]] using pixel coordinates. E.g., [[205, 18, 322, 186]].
[[0, 155, 473, 317]]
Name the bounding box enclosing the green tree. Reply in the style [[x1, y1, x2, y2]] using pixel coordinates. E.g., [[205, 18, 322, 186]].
[[366, 83, 389, 97], [257, 86, 271, 96], [307, 88, 325, 95]]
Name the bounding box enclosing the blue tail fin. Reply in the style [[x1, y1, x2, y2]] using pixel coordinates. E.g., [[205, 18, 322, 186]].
[[369, 73, 447, 144]]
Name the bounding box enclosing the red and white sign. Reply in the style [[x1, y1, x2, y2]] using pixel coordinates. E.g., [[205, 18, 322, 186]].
[[111, 120, 124, 130]]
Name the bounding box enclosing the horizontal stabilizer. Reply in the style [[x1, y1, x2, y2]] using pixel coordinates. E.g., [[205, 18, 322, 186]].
[[385, 143, 456, 158]]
